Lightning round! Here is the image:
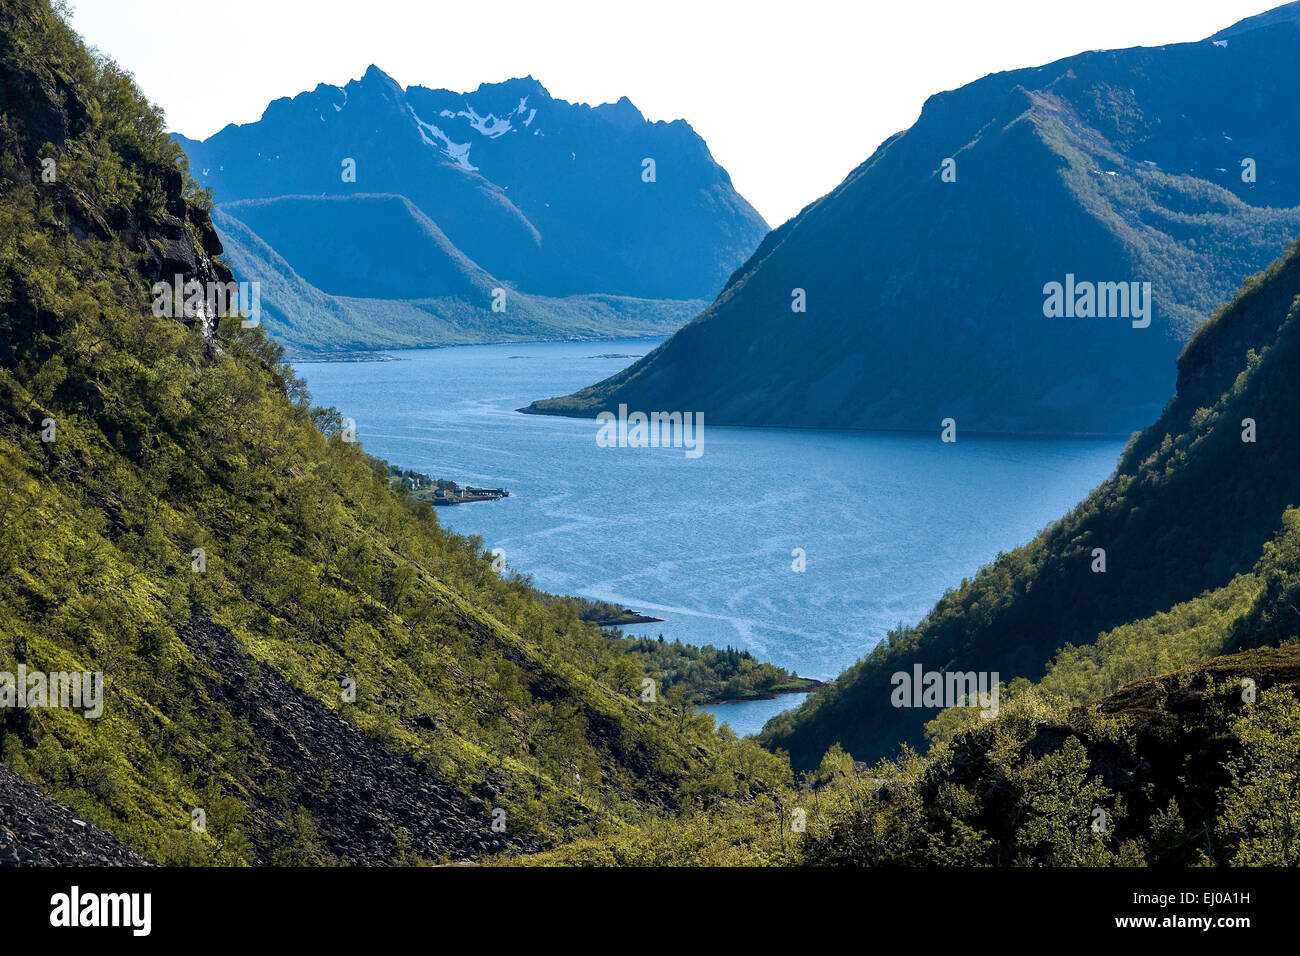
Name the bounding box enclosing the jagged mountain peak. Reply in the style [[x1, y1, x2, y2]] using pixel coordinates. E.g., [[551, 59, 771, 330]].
[[592, 95, 646, 130], [470, 74, 552, 100], [359, 62, 398, 84], [174, 65, 768, 313]]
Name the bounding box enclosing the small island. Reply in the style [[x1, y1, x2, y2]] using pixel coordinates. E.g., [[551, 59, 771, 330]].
[[614, 633, 825, 705], [543, 595, 663, 626], [546, 595, 823, 704], [592, 609, 663, 626]]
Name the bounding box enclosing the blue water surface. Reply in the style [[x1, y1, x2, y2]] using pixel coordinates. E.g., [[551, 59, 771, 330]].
[[294, 339, 1125, 734]]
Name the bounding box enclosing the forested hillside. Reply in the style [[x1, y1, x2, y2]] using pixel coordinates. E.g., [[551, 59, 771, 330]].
[[763, 237, 1300, 769], [0, 0, 786, 864]]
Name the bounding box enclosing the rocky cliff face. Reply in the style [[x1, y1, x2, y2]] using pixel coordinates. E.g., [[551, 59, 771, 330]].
[[0, 8, 230, 355]]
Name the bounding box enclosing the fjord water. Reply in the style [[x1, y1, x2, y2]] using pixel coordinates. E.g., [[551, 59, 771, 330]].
[[294, 339, 1126, 735]]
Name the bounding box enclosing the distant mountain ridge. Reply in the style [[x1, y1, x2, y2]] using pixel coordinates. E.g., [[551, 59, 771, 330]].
[[173, 70, 768, 353], [527, 3, 1300, 435]]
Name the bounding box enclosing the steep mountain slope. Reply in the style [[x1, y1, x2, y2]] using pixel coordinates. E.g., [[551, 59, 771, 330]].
[[222, 194, 491, 300], [528, 4, 1300, 436], [0, 0, 785, 865], [173, 69, 767, 352], [797, 644, 1300, 867], [209, 206, 698, 354], [761, 234, 1300, 769]]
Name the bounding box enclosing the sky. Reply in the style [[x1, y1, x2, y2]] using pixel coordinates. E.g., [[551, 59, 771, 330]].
[[67, 0, 1277, 226]]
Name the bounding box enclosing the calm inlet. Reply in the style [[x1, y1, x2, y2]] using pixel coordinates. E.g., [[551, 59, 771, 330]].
[[294, 339, 1126, 735]]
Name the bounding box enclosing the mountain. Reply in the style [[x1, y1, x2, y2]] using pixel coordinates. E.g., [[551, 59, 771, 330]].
[[760, 234, 1300, 769], [522, 234, 1300, 864], [206, 205, 698, 353], [173, 70, 768, 354], [526, 3, 1300, 436], [0, 0, 788, 864], [7, 0, 1300, 869]]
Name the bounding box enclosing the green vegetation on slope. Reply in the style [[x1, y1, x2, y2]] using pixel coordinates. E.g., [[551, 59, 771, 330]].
[[522, 646, 1300, 867], [798, 653, 1300, 867], [0, 0, 789, 864], [763, 239, 1300, 769], [610, 635, 822, 705]]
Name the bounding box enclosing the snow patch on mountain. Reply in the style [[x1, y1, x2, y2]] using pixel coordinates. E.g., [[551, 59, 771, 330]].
[[408, 106, 478, 171], [438, 103, 514, 138]]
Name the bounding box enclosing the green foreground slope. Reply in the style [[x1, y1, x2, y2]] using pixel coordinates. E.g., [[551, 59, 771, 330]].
[[0, 0, 787, 864]]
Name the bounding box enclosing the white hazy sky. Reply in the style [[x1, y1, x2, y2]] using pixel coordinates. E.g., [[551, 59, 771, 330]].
[[68, 0, 1276, 226]]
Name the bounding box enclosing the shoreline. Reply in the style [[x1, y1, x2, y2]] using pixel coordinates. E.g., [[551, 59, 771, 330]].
[[592, 612, 665, 627], [286, 334, 670, 365], [704, 678, 826, 706]]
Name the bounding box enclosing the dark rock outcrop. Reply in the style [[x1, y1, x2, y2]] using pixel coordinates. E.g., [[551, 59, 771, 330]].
[[176, 616, 541, 864], [0, 765, 151, 867]]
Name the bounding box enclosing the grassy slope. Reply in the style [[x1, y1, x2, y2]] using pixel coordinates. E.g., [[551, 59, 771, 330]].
[[0, 0, 788, 864]]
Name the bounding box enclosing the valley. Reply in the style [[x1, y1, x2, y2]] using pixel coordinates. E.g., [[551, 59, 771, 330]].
[[3, 0, 1300, 896]]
